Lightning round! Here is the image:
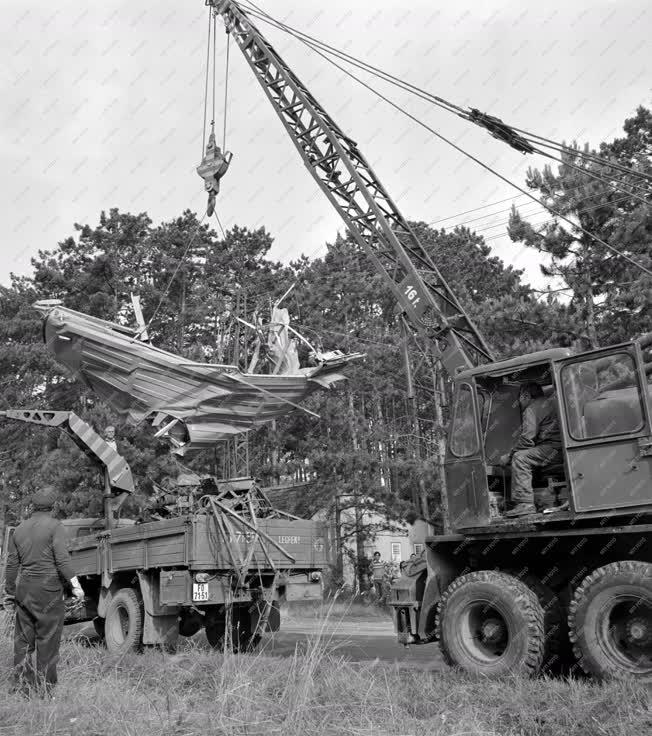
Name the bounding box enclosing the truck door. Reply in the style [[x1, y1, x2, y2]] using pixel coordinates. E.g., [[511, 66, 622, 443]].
[[556, 347, 652, 512], [445, 382, 489, 528]]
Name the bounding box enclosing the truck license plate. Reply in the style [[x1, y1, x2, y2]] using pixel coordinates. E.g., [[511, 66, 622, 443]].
[[192, 583, 209, 602]]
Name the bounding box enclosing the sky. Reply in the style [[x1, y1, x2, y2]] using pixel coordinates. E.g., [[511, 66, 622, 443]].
[[1, 0, 649, 291]]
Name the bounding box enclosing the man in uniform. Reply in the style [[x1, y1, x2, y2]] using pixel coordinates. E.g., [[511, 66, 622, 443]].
[[499, 382, 562, 518], [3, 488, 84, 697]]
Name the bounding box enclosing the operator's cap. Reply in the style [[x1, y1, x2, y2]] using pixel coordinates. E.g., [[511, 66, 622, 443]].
[[31, 487, 57, 511]]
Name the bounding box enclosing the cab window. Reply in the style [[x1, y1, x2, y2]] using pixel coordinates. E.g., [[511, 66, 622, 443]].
[[450, 384, 479, 457], [561, 353, 644, 440]]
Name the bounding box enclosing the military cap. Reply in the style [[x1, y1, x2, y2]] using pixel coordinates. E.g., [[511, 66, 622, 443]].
[[31, 487, 57, 511]]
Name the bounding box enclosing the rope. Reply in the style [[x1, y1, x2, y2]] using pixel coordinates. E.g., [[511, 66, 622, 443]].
[[516, 130, 652, 184], [223, 32, 231, 150], [202, 8, 212, 156], [143, 213, 207, 333], [530, 146, 651, 203], [239, 1, 652, 279], [213, 208, 226, 238], [241, 1, 652, 185], [212, 10, 217, 129]]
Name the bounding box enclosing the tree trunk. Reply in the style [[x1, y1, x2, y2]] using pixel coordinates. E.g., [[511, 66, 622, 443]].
[[347, 390, 366, 591]]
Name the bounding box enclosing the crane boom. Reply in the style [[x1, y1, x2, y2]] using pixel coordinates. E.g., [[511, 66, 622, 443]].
[[208, 0, 494, 376], [0, 409, 134, 495]]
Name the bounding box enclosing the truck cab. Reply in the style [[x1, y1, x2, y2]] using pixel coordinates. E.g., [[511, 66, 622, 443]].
[[445, 338, 652, 531]]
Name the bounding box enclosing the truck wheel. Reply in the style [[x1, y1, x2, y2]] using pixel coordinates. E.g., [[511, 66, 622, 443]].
[[179, 610, 203, 638], [92, 616, 106, 641], [104, 588, 144, 654], [436, 570, 545, 677], [569, 561, 652, 680], [524, 575, 572, 674], [205, 606, 260, 653]]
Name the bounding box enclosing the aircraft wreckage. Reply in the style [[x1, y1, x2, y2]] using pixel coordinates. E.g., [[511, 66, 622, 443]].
[[35, 301, 363, 455]]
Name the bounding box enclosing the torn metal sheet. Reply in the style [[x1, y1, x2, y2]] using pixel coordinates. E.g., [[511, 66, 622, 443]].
[[35, 302, 363, 454]]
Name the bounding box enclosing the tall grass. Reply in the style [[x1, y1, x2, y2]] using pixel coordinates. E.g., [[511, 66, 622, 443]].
[[0, 610, 649, 736]]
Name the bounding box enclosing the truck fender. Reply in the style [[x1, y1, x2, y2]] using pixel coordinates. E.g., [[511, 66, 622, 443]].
[[137, 570, 180, 648], [417, 548, 470, 640]]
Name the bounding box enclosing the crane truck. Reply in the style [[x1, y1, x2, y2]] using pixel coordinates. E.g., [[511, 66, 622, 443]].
[[205, 0, 652, 680], [0, 409, 326, 652]]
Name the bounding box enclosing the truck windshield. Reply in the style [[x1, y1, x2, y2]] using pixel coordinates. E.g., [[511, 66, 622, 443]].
[[450, 384, 479, 457], [561, 353, 645, 440]]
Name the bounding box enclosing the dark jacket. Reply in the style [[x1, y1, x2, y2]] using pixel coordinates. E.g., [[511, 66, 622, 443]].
[[4, 511, 75, 598], [511, 396, 561, 454]]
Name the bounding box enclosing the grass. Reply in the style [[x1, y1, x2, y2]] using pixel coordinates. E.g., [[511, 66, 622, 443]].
[[0, 610, 650, 736]]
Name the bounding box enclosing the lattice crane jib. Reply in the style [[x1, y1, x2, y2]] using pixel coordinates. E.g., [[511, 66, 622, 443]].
[[207, 0, 494, 376]]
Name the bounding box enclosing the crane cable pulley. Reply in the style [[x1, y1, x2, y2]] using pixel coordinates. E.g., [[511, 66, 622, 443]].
[[466, 109, 536, 155], [197, 5, 233, 217]]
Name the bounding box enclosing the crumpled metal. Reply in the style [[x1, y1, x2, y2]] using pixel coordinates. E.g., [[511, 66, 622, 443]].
[[36, 302, 363, 454]]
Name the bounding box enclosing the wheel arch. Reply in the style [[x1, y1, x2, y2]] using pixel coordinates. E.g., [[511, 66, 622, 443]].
[[418, 543, 472, 640]]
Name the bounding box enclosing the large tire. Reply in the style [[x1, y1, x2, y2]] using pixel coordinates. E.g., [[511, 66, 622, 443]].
[[524, 575, 572, 674], [569, 561, 652, 680], [436, 570, 545, 677], [205, 605, 260, 653], [179, 610, 203, 638], [104, 588, 144, 654], [92, 616, 106, 641]]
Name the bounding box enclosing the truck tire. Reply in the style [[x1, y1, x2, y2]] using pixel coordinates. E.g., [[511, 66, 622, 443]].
[[524, 575, 572, 674], [436, 570, 545, 677], [568, 561, 652, 680], [92, 616, 106, 641], [179, 610, 203, 638], [205, 605, 260, 653], [104, 588, 144, 654]]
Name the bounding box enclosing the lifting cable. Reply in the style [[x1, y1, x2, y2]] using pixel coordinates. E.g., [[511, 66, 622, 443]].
[[429, 176, 648, 228], [212, 9, 217, 131], [141, 212, 208, 335], [240, 1, 652, 278], [202, 7, 213, 156], [241, 1, 652, 193], [223, 31, 231, 150], [213, 207, 227, 239]]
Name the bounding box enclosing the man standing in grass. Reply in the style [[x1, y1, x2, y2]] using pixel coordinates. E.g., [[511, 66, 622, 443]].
[[3, 488, 84, 697]]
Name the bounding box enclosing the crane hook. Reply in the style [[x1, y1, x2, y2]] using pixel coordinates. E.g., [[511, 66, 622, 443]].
[[197, 125, 233, 216]]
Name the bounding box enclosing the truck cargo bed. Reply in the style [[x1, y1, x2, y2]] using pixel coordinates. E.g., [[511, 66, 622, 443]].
[[67, 514, 326, 575]]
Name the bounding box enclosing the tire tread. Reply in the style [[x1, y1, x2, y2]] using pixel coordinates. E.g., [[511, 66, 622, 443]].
[[435, 570, 545, 677]]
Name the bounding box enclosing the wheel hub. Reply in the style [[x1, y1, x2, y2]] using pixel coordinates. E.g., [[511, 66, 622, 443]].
[[625, 616, 651, 646], [480, 617, 506, 644]]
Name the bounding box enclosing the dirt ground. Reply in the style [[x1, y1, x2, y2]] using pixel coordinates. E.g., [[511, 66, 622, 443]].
[[66, 608, 441, 669]]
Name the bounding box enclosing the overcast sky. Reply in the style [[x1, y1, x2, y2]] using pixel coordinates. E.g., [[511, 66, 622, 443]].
[[1, 0, 649, 291]]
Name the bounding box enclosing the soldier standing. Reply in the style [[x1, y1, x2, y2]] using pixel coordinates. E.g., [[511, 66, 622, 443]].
[[3, 488, 84, 697]]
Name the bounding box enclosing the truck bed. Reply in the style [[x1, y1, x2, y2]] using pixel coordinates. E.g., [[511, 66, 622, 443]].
[[68, 514, 327, 575]]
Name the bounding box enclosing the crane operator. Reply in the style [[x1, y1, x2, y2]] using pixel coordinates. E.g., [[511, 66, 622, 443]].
[[499, 382, 562, 518]]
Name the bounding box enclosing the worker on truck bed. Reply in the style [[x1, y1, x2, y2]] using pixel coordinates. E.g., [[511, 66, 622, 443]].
[[499, 382, 562, 518], [3, 488, 84, 698]]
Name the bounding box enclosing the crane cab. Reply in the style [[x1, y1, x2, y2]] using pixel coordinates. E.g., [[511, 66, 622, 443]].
[[445, 338, 652, 531]]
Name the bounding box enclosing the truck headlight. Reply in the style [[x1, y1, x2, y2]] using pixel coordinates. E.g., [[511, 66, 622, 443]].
[[195, 573, 209, 583], [310, 572, 321, 582]]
